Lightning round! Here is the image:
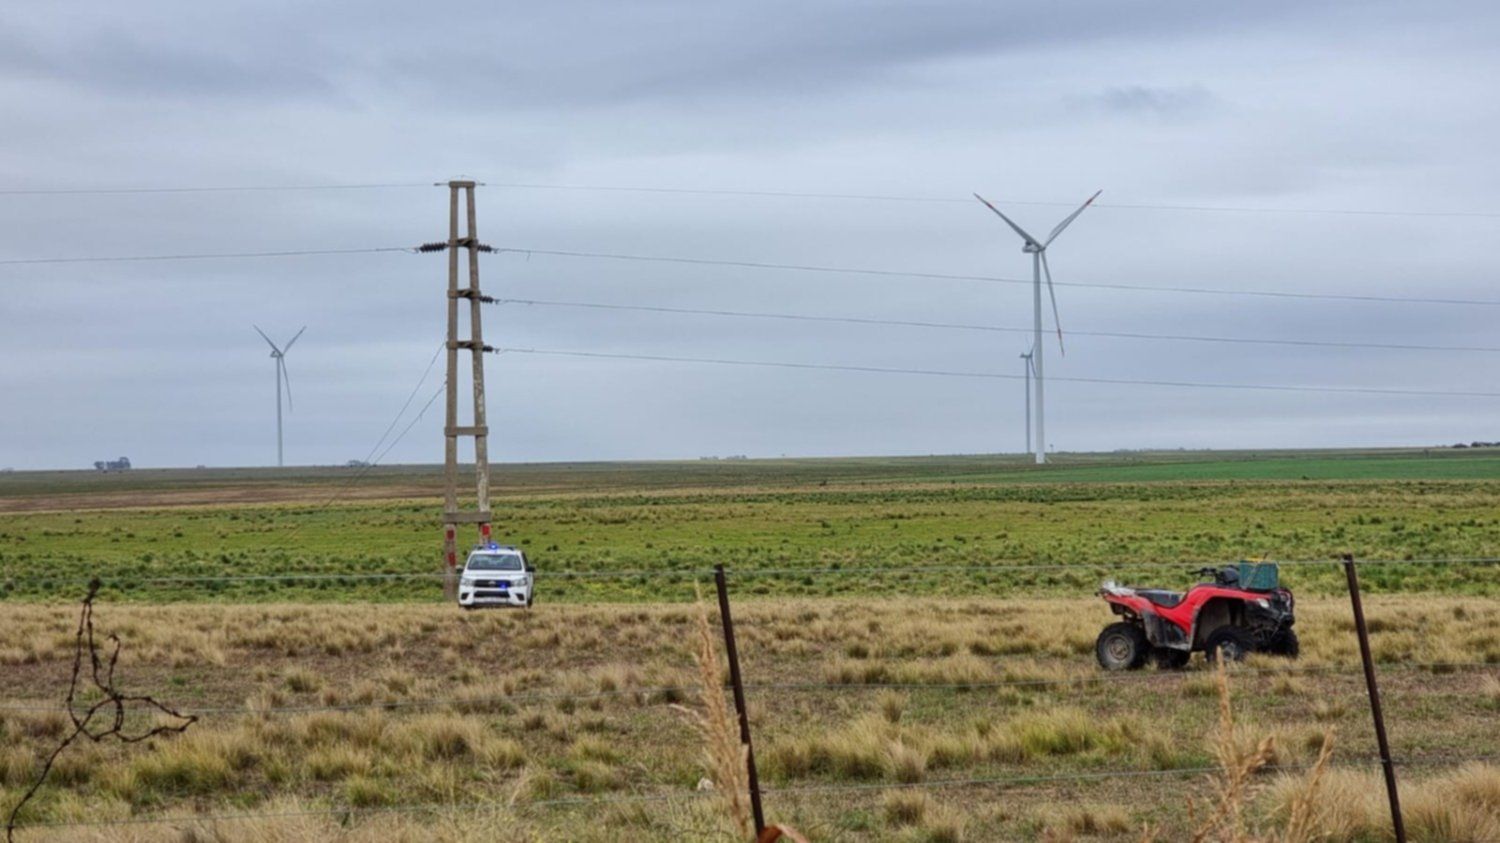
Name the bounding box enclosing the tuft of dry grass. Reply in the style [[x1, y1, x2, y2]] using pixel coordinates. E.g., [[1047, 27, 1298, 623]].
[[1267, 762, 1500, 842], [877, 690, 906, 724], [1043, 803, 1133, 837], [883, 789, 929, 827], [675, 593, 752, 841], [1189, 660, 1280, 840]]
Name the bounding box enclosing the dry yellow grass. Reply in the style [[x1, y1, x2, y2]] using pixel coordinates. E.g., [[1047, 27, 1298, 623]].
[[2, 595, 1496, 841]]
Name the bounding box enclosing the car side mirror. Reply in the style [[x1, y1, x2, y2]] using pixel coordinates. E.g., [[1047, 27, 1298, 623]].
[[525, 563, 535, 573]]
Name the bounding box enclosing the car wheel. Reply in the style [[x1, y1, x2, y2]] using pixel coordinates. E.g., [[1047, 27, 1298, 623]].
[[1095, 623, 1149, 671], [1152, 647, 1191, 670], [1204, 627, 1255, 663], [1265, 628, 1299, 658]]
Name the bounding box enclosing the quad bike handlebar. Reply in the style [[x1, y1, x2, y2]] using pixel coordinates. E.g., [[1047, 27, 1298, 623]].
[[1191, 566, 1241, 586]]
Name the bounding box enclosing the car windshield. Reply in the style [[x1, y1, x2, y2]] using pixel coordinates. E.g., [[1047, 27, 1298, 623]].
[[466, 553, 523, 572]]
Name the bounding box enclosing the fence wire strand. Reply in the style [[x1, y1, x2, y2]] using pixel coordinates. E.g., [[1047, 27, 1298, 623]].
[[5, 556, 1498, 590], [10, 751, 1497, 832]]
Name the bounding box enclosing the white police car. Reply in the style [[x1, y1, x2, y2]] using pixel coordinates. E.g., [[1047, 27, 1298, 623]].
[[457, 544, 534, 609]]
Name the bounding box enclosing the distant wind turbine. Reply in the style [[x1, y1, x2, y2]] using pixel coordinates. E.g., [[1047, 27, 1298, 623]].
[[974, 190, 1101, 464], [253, 325, 305, 468], [1020, 348, 1034, 455]]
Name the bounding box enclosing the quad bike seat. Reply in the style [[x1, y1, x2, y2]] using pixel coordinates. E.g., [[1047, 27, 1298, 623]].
[[1134, 589, 1184, 608]]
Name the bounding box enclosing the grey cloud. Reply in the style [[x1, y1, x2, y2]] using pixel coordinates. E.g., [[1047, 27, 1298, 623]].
[[1088, 85, 1215, 120], [0, 28, 338, 102], [1, 0, 1498, 469]]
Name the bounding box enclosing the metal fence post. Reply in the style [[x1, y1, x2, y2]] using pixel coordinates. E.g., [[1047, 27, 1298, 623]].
[[1343, 554, 1406, 843], [713, 564, 766, 836]]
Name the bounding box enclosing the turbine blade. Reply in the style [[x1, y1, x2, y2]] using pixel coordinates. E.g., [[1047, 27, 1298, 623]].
[[1043, 189, 1102, 247], [1041, 252, 1065, 356], [282, 326, 306, 354], [280, 357, 293, 412], [253, 325, 280, 354], [972, 193, 1041, 247]]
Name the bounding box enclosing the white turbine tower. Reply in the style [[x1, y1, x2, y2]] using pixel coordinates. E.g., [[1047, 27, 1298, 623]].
[[1020, 347, 1034, 455], [974, 191, 1100, 465], [254, 325, 305, 468]]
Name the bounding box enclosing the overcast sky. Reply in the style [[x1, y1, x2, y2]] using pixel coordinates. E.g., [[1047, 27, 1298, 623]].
[[2, 0, 1498, 470]]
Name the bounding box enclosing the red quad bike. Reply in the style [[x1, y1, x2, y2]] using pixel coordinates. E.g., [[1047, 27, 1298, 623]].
[[1095, 563, 1297, 670]]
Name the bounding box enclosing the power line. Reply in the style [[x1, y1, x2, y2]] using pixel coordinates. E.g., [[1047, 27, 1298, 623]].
[[491, 246, 1500, 308], [0, 247, 409, 266], [491, 297, 1500, 355], [355, 343, 445, 467], [3, 241, 1497, 311], [4, 180, 1498, 220], [370, 384, 445, 467], [485, 183, 1500, 220], [492, 346, 1500, 399], [0, 183, 432, 196]]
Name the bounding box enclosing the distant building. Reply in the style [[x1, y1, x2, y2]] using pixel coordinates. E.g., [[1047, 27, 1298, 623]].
[[93, 457, 132, 472]]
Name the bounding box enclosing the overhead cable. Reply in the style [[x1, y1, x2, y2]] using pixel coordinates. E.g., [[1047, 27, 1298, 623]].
[[490, 246, 1500, 308], [3, 180, 1497, 220], [0, 247, 409, 266], [491, 347, 1500, 399], [491, 297, 1500, 354]]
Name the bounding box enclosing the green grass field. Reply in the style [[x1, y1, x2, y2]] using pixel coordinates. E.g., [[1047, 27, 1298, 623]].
[[1, 449, 1496, 602], [2, 449, 1499, 840]]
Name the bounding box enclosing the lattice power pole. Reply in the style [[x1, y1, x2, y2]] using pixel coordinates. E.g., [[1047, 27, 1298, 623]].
[[435, 180, 493, 600]]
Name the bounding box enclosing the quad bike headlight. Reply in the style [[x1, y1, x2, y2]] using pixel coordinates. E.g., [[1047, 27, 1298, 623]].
[[1254, 598, 1271, 609]]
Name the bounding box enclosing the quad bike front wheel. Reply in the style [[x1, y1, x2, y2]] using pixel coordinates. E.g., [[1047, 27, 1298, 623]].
[[1204, 627, 1255, 663], [1095, 623, 1149, 670], [1264, 628, 1299, 658]]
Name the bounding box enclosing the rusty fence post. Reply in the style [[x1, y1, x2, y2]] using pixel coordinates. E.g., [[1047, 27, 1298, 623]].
[[1343, 554, 1406, 843], [714, 564, 766, 836]]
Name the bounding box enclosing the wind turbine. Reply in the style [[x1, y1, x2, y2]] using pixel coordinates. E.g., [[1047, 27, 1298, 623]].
[[253, 325, 305, 468], [1020, 348, 1034, 455], [974, 190, 1101, 464]]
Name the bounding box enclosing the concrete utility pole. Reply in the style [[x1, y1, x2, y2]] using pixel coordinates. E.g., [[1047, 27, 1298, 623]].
[[439, 180, 493, 600]]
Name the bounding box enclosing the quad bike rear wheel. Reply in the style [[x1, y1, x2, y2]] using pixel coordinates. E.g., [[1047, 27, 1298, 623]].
[[1204, 627, 1255, 663], [1095, 623, 1149, 670]]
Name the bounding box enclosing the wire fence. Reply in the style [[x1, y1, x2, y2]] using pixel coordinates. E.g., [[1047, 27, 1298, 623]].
[[5, 556, 1499, 590], [2, 659, 1494, 718], [3, 557, 1498, 838], [9, 751, 1497, 833]]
